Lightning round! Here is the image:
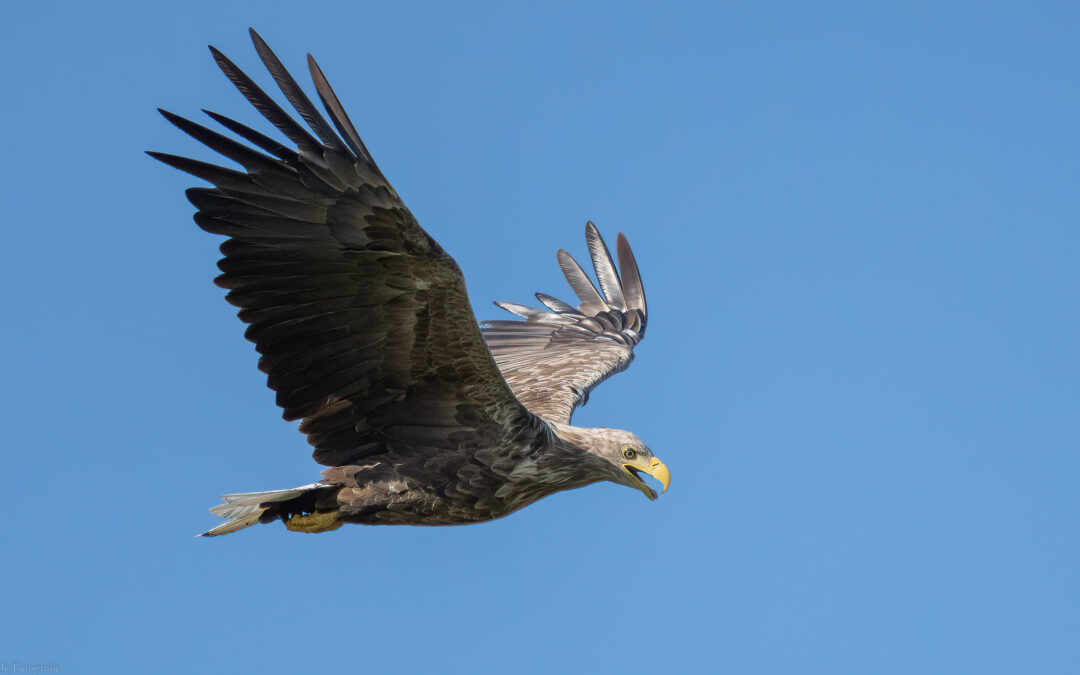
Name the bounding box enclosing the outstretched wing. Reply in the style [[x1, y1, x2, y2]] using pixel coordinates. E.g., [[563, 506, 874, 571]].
[[151, 29, 542, 467], [481, 223, 648, 424]]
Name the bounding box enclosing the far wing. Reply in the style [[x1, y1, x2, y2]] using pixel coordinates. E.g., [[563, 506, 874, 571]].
[[481, 223, 648, 424]]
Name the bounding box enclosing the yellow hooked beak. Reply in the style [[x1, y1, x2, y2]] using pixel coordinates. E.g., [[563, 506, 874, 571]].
[[623, 456, 671, 500]]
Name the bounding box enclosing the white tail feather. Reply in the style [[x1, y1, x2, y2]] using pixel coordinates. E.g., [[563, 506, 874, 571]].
[[199, 512, 264, 537], [199, 483, 323, 537]]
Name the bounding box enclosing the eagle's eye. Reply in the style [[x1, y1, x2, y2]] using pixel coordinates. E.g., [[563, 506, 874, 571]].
[[622, 447, 637, 460]]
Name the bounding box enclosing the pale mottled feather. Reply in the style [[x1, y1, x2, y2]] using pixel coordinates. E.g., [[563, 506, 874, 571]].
[[482, 226, 648, 424]]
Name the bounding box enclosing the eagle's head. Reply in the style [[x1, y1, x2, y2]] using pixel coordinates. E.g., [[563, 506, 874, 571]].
[[583, 427, 671, 500]]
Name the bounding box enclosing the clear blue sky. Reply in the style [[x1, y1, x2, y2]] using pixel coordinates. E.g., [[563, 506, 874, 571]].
[[3, 1, 1077, 673]]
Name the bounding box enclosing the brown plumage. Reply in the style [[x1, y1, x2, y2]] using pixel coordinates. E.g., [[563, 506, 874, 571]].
[[150, 29, 670, 537]]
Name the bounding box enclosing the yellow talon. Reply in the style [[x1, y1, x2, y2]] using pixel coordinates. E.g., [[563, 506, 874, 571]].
[[284, 510, 344, 533]]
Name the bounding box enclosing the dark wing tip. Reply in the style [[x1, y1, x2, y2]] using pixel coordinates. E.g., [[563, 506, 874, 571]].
[[583, 221, 626, 311], [557, 248, 607, 313], [248, 27, 271, 56], [156, 107, 182, 125], [615, 231, 647, 319]]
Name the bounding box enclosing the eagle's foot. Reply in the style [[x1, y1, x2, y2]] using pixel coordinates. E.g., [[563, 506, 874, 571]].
[[284, 510, 343, 533]]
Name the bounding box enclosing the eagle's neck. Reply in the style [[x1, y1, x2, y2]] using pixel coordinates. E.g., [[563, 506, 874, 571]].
[[490, 422, 616, 515], [540, 422, 622, 485], [545, 421, 595, 451]]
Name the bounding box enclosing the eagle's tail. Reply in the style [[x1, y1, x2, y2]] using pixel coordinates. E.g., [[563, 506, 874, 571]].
[[198, 483, 340, 537]]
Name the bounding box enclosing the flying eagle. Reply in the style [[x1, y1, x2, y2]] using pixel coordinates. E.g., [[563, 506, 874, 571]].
[[150, 30, 670, 537]]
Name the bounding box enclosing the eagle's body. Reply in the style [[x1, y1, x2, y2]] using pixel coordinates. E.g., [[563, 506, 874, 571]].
[[315, 424, 625, 527], [151, 30, 669, 536]]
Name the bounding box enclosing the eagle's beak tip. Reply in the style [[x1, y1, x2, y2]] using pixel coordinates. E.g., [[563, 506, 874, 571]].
[[647, 457, 671, 496]]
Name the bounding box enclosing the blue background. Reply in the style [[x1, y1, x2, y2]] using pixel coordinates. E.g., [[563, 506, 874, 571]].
[[3, 2, 1077, 673]]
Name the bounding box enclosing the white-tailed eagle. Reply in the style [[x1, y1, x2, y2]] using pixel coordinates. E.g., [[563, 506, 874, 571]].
[[150, 29, 670, 536]]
